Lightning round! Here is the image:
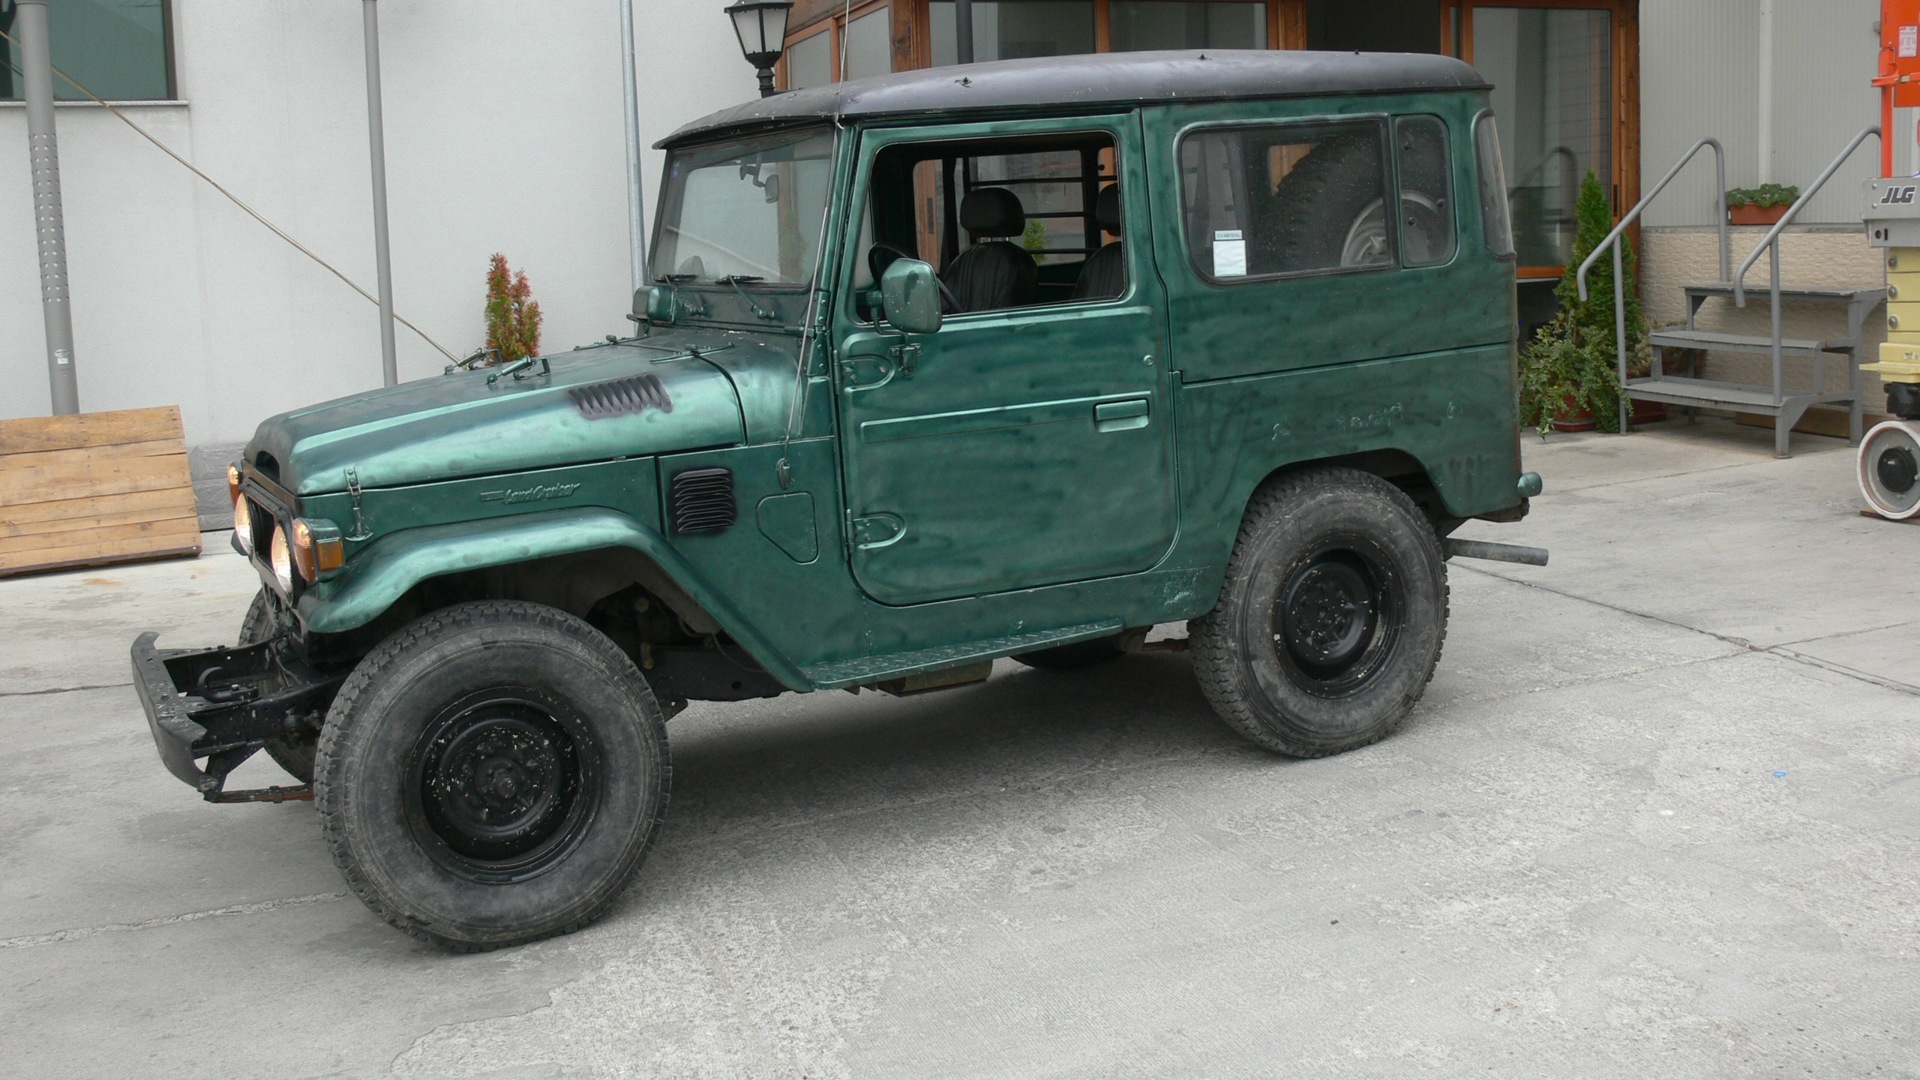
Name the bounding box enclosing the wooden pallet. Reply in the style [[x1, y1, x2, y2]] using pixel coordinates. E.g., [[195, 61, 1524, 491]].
[[0, 406, 202, 577]]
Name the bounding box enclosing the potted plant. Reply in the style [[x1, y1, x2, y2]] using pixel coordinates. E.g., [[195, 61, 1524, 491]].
[[1725, 183, 1800, 227], [1519, 314, 1622, 434], [1519, 169, 1651, 434]]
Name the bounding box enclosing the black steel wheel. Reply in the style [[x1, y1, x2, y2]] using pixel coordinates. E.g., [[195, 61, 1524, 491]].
[[315, 601, 669, 951], [240, 589, 318, 784], [1271, 541, 1402, 698], [405, 688, 594, 883], [1190, 467, 1447, 757]]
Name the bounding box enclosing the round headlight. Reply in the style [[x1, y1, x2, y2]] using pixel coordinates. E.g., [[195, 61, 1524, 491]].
[[269, 525, 294, 594], [233, 496, 253, 554]]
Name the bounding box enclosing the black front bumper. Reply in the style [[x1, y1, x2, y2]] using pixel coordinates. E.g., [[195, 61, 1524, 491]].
[[132, 633, 346, 802]]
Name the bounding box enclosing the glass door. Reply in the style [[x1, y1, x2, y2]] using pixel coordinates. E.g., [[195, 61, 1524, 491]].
[[1446, 1, 1629, 280]]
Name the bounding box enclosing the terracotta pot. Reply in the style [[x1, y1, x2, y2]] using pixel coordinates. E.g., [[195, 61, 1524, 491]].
[[1630, 399, 1668, 424], [1550, 405, 1597, 433], [1729, 203, 1788, 226]]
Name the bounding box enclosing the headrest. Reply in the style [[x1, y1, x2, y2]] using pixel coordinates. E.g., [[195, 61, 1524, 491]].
[[1095, 184, 1122, 234], [960, 188, 1025, 237]]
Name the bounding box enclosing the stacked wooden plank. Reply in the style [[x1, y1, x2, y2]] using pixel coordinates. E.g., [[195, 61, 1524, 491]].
[[0, 406, 202, 577]]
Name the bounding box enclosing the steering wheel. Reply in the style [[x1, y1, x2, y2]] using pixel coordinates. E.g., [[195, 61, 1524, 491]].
[[868, 242, 961, 313]]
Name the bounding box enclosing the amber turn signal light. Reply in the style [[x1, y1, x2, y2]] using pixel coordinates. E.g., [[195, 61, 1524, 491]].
[[289, 518, 345, 583]]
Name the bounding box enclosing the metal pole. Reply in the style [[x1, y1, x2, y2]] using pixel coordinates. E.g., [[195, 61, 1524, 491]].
[[955, 0, 974, 64], [17, 0, 79, 414], [362, 0, 398, 387], [619, 0, 648, 290]]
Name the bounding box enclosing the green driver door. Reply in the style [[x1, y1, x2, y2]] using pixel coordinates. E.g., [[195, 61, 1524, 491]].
[[833, 115, 1177, 607]]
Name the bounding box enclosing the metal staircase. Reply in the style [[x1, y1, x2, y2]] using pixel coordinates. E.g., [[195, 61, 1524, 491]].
[[1579, 128, 1887, 457]]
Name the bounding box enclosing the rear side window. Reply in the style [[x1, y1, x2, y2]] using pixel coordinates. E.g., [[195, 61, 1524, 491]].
[[1178, 120, 1392, 281], [1395, 115, 1456, 267], [1473, 112, 1516, 259]]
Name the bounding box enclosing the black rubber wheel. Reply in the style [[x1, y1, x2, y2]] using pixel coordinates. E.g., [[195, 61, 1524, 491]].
[[239, 589, 317, 784], [1189, 468, 1448, 757], [1013, 635, 1127, 671], [314, 601, 670, 951], [1265, 132, 1396, 272]]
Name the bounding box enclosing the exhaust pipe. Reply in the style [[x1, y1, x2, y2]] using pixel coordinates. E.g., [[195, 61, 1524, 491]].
[[1444, 538, 1549, 567]]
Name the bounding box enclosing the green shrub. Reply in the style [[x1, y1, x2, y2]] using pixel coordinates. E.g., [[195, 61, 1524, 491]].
[[1520, 169, 1647, 435]]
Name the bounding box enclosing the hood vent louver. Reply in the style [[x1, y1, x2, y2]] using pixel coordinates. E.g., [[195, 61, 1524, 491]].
[[669, 467, 736, 535], [568, 373, 673, 420]]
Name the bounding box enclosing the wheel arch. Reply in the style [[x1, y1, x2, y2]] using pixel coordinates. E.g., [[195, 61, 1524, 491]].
[[1250, 448, 1454, 532], [294, 507, 810, 689]]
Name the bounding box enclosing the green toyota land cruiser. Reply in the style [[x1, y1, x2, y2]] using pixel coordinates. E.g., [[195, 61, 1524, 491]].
[[133, 50, 1544, 950]]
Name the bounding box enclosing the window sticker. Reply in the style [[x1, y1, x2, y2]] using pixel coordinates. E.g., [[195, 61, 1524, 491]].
[[1213, 229, 1247, 277]]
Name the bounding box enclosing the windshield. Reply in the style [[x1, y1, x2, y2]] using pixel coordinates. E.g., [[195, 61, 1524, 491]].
[[651, 127, 836, 286]]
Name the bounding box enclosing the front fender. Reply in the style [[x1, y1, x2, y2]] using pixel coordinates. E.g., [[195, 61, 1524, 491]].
[[294, 507, 811, 690]]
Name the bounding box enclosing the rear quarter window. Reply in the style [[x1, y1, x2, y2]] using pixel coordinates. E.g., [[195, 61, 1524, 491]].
[[1473, 112, 1516, 260]]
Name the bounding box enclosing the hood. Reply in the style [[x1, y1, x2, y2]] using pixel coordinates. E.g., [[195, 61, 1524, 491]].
[[248, 331, 795, 496]]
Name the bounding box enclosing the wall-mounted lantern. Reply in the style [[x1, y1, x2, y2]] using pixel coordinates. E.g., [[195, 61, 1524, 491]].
[[726, 0, 793, 98]]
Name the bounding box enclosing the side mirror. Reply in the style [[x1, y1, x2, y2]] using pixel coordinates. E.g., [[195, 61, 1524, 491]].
[[879, 258, 943, 336]]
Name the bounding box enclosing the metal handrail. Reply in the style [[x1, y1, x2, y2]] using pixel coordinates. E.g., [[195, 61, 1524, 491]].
[[1730, 126, 1880, 408], [1577, 138, 1728, 433]]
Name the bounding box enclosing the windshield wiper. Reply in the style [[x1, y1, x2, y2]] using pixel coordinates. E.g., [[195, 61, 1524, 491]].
[[716, 275, 780, 322]]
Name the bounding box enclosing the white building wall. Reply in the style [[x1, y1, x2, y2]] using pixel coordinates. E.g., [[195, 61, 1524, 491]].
[[1641, 0, 1884, 229], [0, 0, 754, 448]]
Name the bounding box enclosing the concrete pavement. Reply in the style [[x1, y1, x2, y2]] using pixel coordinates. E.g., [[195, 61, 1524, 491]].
[[1, 418, 1916, 1078]]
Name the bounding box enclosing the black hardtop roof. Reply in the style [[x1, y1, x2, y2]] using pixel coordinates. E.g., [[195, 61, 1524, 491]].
[[660, 49, 1487, 148]]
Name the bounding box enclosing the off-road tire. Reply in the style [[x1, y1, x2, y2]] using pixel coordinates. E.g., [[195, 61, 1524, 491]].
[[1013, 636, 1127, 671], [239, 589, 318, 784], [314, 600, 670, 951], [1189, 468, 1448, 757]]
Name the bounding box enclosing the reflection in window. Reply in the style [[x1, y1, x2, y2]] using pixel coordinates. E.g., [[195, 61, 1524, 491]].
[[842, 8, 893, 82], [1179, 122, 1392, 279], [1470, 7, 1611, 268], [1110, 2, 1265, 51], [784, 30, 830, 90], [652, 129, 837, 284], [929, 1, 1097, 65], [0, 0, 172, 101]]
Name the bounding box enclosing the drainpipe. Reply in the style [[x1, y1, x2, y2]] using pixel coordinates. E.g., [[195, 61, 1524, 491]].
[[1757, 0, 1774, 185], [16, 0, 79, 414], [619, 0, 647, 290], [362, 0, 399, 387], [955, 0, 973, 64]]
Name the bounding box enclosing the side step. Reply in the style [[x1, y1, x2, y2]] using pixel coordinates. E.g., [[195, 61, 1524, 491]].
[[804, 619, 1125, 690]]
